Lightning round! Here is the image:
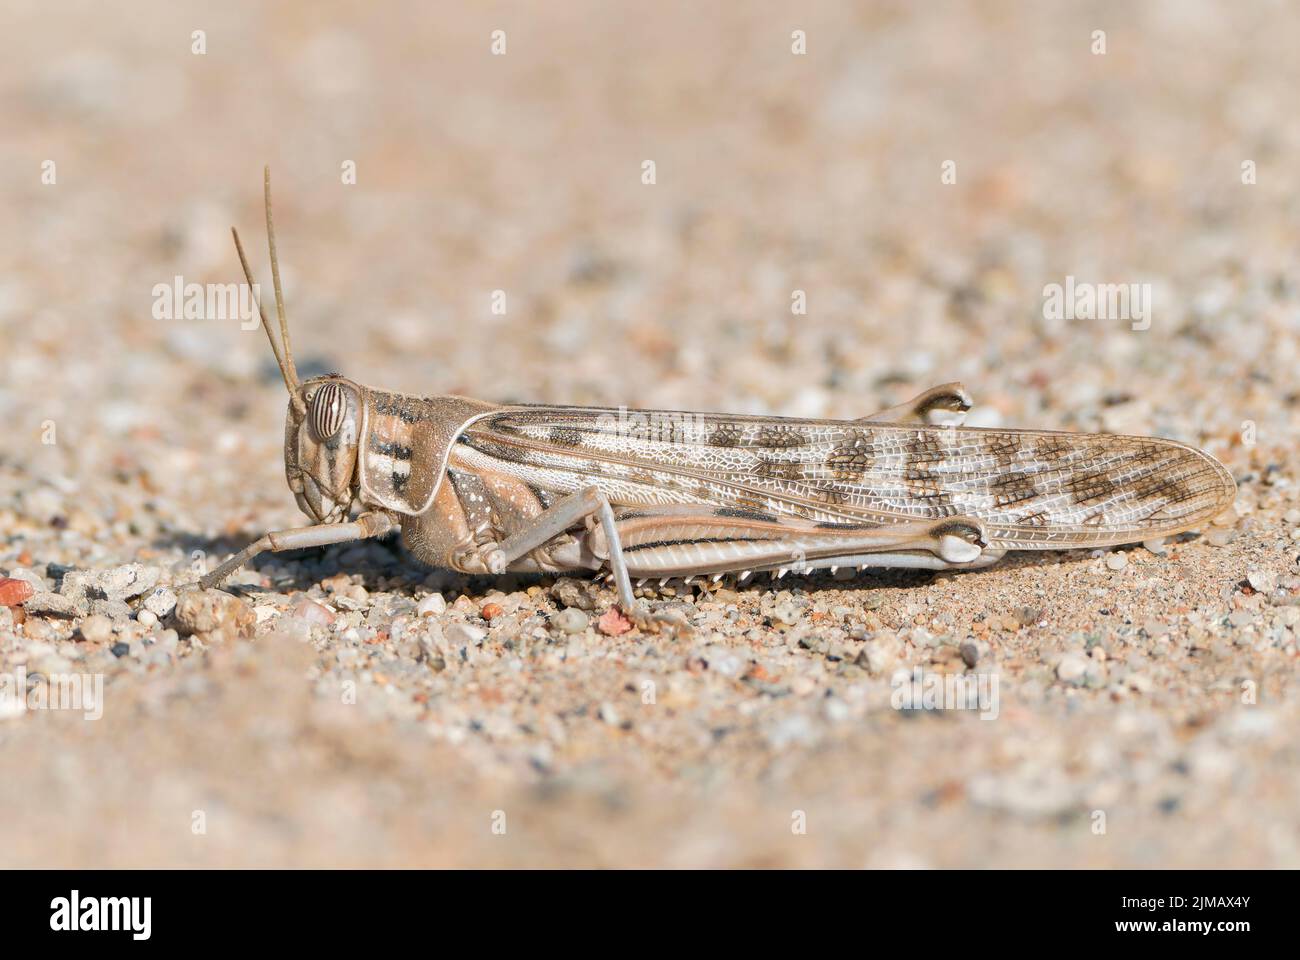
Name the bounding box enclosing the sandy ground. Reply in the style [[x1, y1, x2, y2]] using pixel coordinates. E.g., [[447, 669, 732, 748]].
[[1, 0, 1298, 867]]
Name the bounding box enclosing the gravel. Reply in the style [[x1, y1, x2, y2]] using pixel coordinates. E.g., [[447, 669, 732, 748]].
[[0, 578, 35, 606], [142, 587, 178, 619], [552, 608, 590, 634], [416, 594, 446, 617], [22, 592, 83, 618], [172, 589, 256, 640], [78, 614, 113, 645]]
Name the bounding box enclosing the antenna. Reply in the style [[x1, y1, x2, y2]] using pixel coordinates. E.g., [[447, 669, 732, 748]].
[[263, 166, 300, 390], [230, 170, 305, 415]]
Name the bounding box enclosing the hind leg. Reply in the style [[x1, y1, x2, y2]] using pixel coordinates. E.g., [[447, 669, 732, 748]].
[[860, 381, 973, 425], [561, 509, 1002, 580]]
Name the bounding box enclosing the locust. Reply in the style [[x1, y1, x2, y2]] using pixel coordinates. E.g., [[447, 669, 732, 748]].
[[200, 169, 1237, 634]]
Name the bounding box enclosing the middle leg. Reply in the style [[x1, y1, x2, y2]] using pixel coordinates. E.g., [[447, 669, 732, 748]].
[[493, 486, 689, 634]]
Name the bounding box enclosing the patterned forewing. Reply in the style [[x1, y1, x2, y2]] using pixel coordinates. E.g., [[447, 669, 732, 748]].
[[459, 407, 1235, 549]]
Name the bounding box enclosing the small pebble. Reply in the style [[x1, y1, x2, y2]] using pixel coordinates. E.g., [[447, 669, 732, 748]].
[[772, 602, 801, 626], [99, 562, 160, 602], [446, 622, 487, 646], [553, 608, 589, 634], [480, 602, 504, 621], [417, 594, 446, 617], [1056, 654, 1088, 684], [1105, 553, 1128, 571], [22, 591, 83, 618], [173, 588, 256, 638], [1015, 606, 1042, 627], [4, 568, 46, 591], [597, 607, 633, 636], [58, 570, 96, 605], [143, 587, 178, 619], [0, 577, 35, 607], [1246, 569, 1277, 595], [78, 613, 113, 644], [293, 597, 336, 627], [91, 598, 132, 621], [857, 634, 900, 676], [550, 578, 601, 611], [1143, 538, 1168, 556], [272, 616, 312, 643], [110, 642, 131, 658]]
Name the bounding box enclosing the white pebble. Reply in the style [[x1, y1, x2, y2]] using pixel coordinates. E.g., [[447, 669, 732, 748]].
[[293, 598, 336, 626], [6, 568, 46, 591], [1056, 654, 1088, 683], [143, 586, 178, 619], [1247, 569, 1277, 594], [417, 593, 447, 617], [446, 623, 486, 646], [1105, 553, 1128, 571], [78, 614, 113, 645], [100, 563, 160, 602], [553, 608, 589, 634]]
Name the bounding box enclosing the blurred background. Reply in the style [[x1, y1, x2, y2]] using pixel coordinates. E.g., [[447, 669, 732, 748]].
[[0, 0, 1297, 867]]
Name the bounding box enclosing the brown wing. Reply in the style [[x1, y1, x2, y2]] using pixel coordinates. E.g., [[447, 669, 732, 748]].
[[456, 405, 1236, 550]]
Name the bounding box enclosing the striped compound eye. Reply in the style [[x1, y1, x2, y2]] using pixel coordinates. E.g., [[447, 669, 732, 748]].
[[308, 382, 347, 442]]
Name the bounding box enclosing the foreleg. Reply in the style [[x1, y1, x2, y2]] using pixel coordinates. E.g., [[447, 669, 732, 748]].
[[198, 512, 394, 589]]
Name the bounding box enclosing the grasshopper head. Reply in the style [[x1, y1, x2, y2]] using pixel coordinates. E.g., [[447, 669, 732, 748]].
[[232, 169, 366, 525], [285, 376, 363, 523]]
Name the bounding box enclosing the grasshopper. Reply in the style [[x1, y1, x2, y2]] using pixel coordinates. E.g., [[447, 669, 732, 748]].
[[200, 169, 1237, 633]]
